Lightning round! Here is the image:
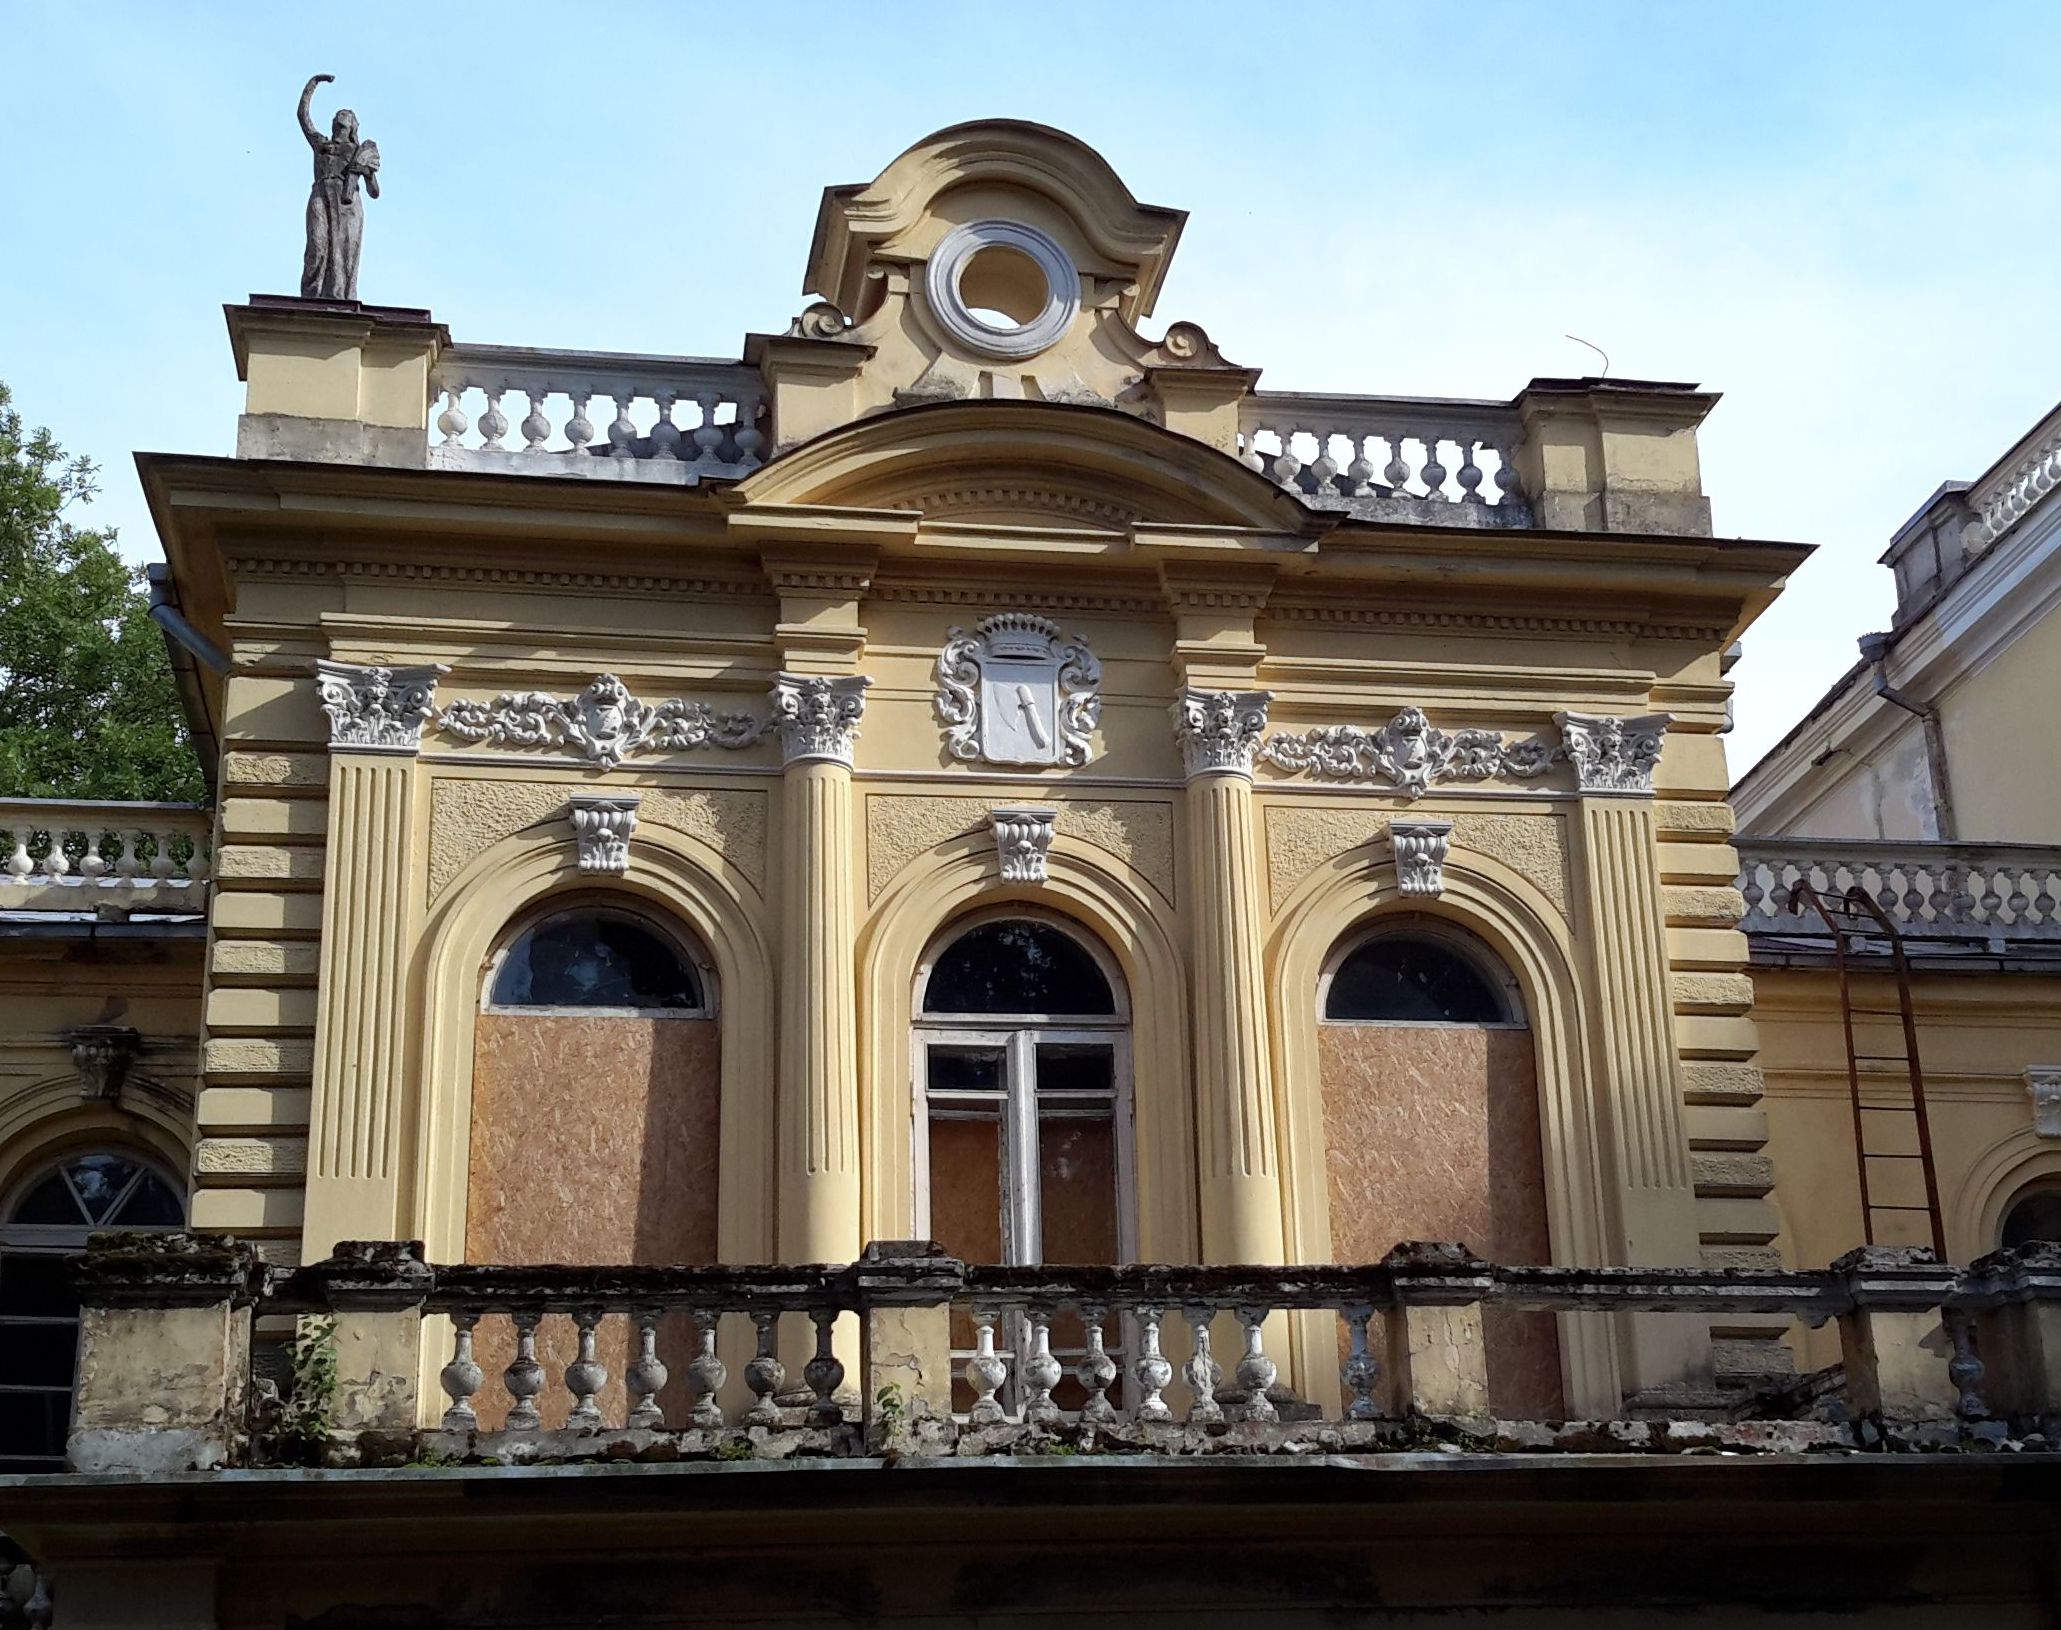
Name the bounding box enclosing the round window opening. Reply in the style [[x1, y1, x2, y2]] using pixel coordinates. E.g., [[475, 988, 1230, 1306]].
[[957, 243, 1047, 332], [924, 220, 1081, 361]]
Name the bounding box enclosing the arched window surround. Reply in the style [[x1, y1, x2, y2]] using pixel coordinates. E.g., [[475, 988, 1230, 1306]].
[[481, 898, 717, 1019], [1999, 1181, 2061, 1250], [1318, 916, 1527, 1028], [911, 906, 1136, 1267]]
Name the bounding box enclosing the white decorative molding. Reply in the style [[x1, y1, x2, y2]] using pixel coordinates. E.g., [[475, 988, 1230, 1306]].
[[771, 673, 871, 767], [991, 806, 1057, 883], [569, 792, 642, 876], [935, 614, 1102, 768], [923, 219, 1081, 362], [1557, 711, 1672, 796], [1390, 819, 1454, 899], [69, 1026, 141, 1106], [1173, 688, 1273, 780], [1260, 706, 1557, 799], [316, 660, 449, 754], [2029, 1068, 2061, 1139], [436, 675, 764, 771]]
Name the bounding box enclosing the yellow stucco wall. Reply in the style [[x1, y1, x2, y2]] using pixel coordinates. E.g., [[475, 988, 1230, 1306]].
[[1936, 596, 2061, 841]]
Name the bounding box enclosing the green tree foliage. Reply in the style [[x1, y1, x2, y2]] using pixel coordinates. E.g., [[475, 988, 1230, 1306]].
[[0, 382, 203, 801]]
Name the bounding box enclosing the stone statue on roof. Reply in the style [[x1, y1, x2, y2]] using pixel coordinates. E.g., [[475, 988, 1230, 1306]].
[[297, 74, 380, 301]]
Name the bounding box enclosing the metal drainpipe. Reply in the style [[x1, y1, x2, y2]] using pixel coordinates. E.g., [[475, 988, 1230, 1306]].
[[1856, 631, 1956, 841], [147, 563, 228, 796]]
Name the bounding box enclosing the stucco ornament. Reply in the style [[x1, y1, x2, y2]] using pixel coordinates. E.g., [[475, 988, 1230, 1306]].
[[568, 793, 642, 876], [771, 673, 872, 766], [2028, 1068, 2061, 1139], [935, 614, 1102, 767], [1390, 819, 1454, 899], [1260, 706, 1557, 799], [1557, 711, 1672, 795], [436, 675, 764, 770], [1173, 688, 1273, 779], [316, 659, 448, 753], [990, 806, 1057, 883], [70, 1025, 142, 1105]]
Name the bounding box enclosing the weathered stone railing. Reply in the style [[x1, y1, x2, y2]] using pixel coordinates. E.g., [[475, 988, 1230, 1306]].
[[0, 800, 212, 910], [1237, 393, 1527, 524], [1963, 397, 2061, 553], [0, 1540, 52, 1630], [1737, 839, 2061, 945], [428, 345, 768, 483], [63, 1237, 2061, 1474]]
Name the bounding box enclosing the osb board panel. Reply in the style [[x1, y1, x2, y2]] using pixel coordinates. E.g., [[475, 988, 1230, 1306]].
[[1319, 1023, 1564, 1418], [428, 780, 767, 898], [466, 1013, 720, 1429]]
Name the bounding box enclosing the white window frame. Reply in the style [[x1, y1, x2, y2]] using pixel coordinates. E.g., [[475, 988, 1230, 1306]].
[[911, 910, 1136, 1268]]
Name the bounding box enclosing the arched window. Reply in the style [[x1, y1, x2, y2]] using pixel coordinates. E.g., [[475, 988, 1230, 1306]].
[[1323, 923, 1523, 1025], [485, 907, 708, 1014], [1, 1151, 186, 1472], [1315, 916, 1559, 1418], [915, 915, 1128, 1267], [2000, 1185, 2061, 1248]]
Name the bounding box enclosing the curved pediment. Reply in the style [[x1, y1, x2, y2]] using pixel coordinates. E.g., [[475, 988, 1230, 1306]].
[[734, 399, 1319, 534]]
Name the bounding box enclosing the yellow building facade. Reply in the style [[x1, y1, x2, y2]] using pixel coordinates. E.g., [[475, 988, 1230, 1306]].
[[7, 122, 2059, 1627]]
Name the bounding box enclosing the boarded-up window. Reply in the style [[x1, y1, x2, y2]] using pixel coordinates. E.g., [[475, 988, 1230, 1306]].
[[467, 906, 719, 1427], [1319, 922, 1563, 1418]]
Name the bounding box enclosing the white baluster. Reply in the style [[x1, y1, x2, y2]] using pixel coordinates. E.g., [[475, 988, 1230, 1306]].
[[687, 1311, 727, 1429], [1344, 435, 1377, 497], [732, 398, 766, 469], [1240, 432, 1266, 473], [1492, 442, 1523, 505], [478, 389, 509, 451], [1306, 431, 1339, 497], [6, 828, 35, 883], [1341, 1304, 1380, 1421], [1232, 1305, 1278, 1423], [1382, 435, 1411, 495], [113, 829, 142, 882], [149, 827, 177, 883], [691, 390, 725, 465], [520, 389, 552, 452], [744, 1309, 785, 1428], [40, 829, 71, 880], [436, 387, 470, 446], [440, 1311, 483, 1430], [560, 1310, 601, 1417], [1269, 428, 1302, 490], [804, 1308, 845, 1426], [607, 392, 638, 459], [650, 390, 683, 461], [1076, 1304, 1119, 1423], [504, 1311, 545, 1431], [966, 1306, 1009, 1426], [1021, 1311, 1062, 1428], [626, 1308, 667, 1429], [78, 826, 109, 880], [1456, 441, 1485, 503], [1133, 1305, 1173, 1424], [564, 393, 596, 452], [1183, 1307, 1223, 1425], [1420, 436, 1448, 499]]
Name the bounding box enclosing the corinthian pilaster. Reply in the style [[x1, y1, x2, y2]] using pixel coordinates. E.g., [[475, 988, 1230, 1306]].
[[1567, 713, 1707, 1391], [1173, 688, 1286, 1265], [305, 660, 446, 1256], [773, 672, 868, 1263]]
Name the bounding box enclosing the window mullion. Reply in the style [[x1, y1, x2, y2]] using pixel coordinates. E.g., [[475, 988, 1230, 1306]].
[[1005, 1030, 1040, 1266]]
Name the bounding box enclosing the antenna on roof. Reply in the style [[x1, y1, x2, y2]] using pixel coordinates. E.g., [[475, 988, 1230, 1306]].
[[1564, 334, 1610, 378]]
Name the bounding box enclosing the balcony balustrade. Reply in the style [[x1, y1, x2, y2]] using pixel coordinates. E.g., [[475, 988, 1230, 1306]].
[[0, 801, 211, 915], [1962, 397, 2061, 554], [428, 345, 768, 484], [1737, 838, 2061, 950], [61, 1235, 2061, 1479], [1236, 393, 1528, 525]]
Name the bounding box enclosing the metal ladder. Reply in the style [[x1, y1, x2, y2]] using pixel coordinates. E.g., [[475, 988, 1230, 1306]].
[[1787, 880, 1946, 1256]]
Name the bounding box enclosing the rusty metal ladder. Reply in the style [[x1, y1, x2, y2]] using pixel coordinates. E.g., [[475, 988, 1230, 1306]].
[[1788, 880, 1946, 1256]]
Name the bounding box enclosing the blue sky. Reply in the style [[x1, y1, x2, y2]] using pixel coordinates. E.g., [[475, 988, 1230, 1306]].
[[5, 1, 2059, 770]]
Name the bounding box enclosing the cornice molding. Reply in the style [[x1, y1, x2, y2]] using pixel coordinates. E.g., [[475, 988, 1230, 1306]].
[[1265, 601, 1728, 642], [227, 556, 767, 598]]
